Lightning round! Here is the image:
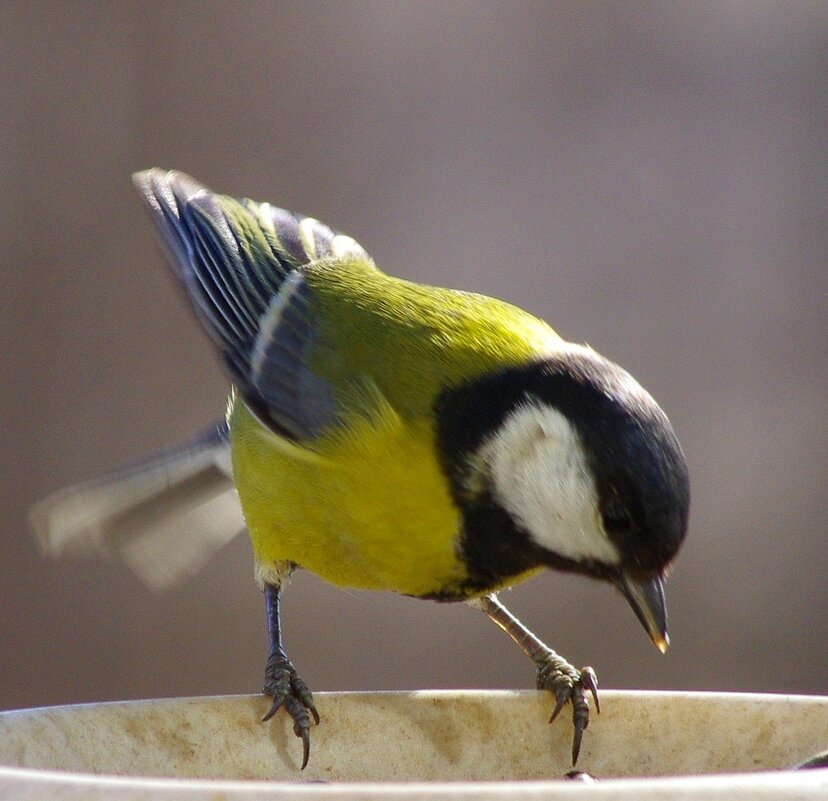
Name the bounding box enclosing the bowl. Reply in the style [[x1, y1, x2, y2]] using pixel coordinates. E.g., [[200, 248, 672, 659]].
[[1, 690, 826, 798]]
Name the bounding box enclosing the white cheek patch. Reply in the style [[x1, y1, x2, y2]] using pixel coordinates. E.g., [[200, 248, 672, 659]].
[[480, 402, 621, 566]]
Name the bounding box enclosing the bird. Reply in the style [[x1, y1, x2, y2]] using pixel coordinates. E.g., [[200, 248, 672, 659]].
[[31, 170, 690, 770]]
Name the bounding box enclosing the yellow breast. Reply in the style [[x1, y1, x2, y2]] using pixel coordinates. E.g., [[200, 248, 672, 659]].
[[229, 395, 468, 597]]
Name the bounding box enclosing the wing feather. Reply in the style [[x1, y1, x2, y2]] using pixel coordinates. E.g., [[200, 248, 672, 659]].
[[133, 169, 374, 440]]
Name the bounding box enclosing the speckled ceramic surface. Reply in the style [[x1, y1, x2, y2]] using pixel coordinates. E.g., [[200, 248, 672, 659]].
[[0, 691, 826, 798]]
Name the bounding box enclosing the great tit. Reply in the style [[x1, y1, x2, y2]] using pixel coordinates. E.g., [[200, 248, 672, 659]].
[[32, 170, 690, 769]]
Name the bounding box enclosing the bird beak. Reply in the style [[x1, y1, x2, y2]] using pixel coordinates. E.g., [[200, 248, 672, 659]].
[[618, 573, 669, 653]]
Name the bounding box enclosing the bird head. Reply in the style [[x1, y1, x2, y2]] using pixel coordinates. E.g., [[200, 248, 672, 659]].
[[435, 345, 690, 650]]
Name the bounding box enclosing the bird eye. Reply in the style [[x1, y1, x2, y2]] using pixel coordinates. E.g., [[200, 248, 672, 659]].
[[602, 497, 632, 533]]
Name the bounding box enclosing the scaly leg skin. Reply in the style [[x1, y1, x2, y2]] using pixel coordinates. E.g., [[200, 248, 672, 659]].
[[473, 594, 599, 765], [262, 583, 319, 769]]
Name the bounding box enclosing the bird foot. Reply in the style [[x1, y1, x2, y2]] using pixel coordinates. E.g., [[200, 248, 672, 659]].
[[262, 653, 319, 769], [535, 654, 599, 765]]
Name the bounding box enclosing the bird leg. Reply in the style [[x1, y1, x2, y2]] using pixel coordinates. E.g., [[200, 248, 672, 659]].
[[262, 583, 319, 769], [472, 593, 599, 764]]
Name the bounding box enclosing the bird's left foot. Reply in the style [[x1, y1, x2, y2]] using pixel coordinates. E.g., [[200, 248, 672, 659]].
[[535, 653, 599, 764], [262, 653, 320, 769]]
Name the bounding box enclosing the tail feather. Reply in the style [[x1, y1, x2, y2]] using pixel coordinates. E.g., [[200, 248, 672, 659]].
[[30, 422, 244, 592]]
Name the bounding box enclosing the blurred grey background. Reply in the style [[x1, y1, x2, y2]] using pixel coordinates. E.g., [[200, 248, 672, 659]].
[[1, 2, 826, 717]]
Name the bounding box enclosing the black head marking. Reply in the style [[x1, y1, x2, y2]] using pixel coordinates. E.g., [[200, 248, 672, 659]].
[[434, 349, 690, 587], [539, 351, 691, 576]]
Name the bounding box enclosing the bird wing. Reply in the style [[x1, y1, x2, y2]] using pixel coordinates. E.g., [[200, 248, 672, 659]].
[[133, 169, 376, 440]]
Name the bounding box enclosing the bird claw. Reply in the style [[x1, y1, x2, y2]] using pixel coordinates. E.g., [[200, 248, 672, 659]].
[[536, 655, 599, 765], [581, 666, 600, 713], [263, 655, 319, 769]]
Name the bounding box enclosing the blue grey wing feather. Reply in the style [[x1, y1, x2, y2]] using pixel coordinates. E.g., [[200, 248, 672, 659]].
[[247, 272, 337, 439], [134, 169, 361, 440]]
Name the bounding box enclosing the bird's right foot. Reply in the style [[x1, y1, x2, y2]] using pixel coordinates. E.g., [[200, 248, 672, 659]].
[[535, 653, 599, 765], [262, 653, 319, 769]]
